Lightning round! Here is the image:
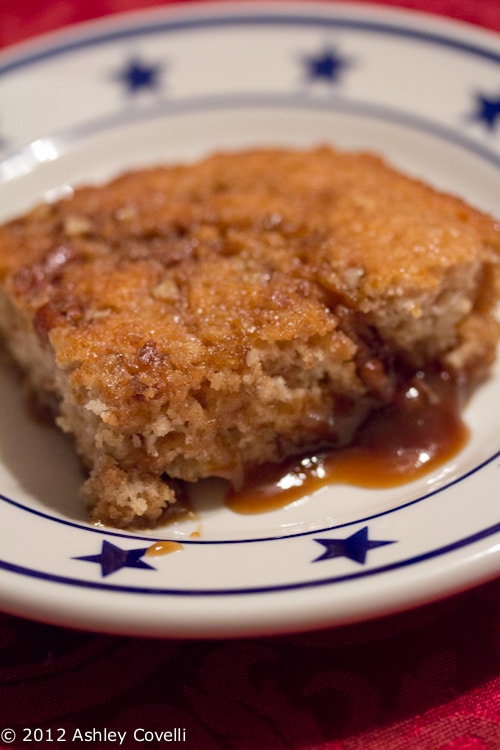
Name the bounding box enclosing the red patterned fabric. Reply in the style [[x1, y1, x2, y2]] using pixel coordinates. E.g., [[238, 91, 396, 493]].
[[1, 0, 500, 48], [2, 578, 500, 748], [1, 1, 500, 748]]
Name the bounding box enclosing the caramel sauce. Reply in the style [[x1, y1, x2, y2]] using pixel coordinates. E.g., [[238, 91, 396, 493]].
[[226, 368, 470, 514], [145, 540, 183, 557]]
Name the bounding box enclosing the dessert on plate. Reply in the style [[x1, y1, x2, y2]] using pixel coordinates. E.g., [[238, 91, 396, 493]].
[[0, 145, 498, 528]]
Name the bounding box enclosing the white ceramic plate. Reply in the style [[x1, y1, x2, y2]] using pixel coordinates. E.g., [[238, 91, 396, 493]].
[[0, 1, 499, 638]]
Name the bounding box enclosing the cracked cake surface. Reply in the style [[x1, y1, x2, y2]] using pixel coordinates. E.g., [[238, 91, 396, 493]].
[[0, 145, 499, 527]]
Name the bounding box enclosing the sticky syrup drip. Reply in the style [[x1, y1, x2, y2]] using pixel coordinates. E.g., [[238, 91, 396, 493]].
[[145, 541, 183, 557], [226, 367, 469, 514]]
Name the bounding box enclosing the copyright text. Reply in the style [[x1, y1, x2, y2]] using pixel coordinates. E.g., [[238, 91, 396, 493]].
[[0, 727, 187, 744]]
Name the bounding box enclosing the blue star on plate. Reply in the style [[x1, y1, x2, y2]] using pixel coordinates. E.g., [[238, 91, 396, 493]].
[[73, 540, 156, 577], [313, 526, 396, 565], [470, 91, 500, 131], [115, 55, 165, 95], [302, 46, 352, 84]]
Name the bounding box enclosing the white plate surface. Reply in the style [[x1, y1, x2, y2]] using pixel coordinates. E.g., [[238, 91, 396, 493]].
[[0, 1, 499, 638]]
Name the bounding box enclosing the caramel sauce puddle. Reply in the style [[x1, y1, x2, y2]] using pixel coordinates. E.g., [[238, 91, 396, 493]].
[[145, 541, 183, 557], [226, 368, 469, 514]]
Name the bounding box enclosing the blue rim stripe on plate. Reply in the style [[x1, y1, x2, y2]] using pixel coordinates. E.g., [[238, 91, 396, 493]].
[[1, 450, 499, 544], [2, 92, 499, 177], [1, 12, 500, 78], [1, 522, 499, 595]]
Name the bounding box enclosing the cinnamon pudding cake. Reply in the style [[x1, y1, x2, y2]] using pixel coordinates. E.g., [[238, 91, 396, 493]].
[[0, 146, 498, 527]]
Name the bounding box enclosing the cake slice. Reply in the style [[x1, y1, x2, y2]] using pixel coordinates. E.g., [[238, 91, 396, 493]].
[[0, 145, 498, 528]]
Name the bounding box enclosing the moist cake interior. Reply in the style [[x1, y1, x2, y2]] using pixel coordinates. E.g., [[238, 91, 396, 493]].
[[0, 145, 498, 528]]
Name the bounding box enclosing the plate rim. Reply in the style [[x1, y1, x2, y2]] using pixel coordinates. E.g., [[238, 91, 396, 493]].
[[0, 0, 499, 637]]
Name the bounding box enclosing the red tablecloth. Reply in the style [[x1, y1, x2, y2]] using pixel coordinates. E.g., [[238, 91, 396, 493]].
[[1, 1, 500, 748], [2, 0, 500, 47]]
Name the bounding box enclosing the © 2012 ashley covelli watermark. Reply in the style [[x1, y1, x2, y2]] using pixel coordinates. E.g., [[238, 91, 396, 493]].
[[0, 727, 187, 744]]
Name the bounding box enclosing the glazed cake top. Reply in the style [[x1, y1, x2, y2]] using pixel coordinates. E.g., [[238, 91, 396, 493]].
[[0, 145, 499, 423]]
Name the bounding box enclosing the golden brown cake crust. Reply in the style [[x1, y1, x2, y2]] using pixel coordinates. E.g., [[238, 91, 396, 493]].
[[0, 145, 499, 527]]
